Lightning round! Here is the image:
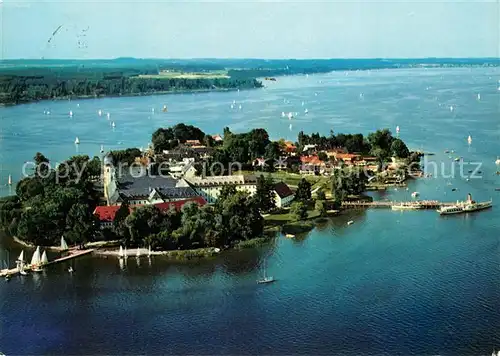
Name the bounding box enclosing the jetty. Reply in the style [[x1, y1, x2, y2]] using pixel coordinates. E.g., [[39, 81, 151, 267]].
[[1, 248, 94, 277], [342, 200, 457, 209]]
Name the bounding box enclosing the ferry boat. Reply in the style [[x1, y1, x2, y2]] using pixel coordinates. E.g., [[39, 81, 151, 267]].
[[391, 202, 424, 210], [437, 194, 492, 215]]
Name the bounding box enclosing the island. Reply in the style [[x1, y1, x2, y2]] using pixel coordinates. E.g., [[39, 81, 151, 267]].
[[0, 123, 419, 259]]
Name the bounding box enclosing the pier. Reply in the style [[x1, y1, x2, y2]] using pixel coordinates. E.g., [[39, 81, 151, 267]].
[[342, 200, 457, 209], [1, 248, 94, 277]]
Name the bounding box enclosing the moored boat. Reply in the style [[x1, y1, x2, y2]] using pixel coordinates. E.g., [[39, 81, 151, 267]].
[[437, 194, 492, 215]]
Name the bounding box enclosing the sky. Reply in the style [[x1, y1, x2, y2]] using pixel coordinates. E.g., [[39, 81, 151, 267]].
[[0, 0, 498, 59]]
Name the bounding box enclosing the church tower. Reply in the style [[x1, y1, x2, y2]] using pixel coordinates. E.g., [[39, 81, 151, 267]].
[[103, 153, 117, 205]]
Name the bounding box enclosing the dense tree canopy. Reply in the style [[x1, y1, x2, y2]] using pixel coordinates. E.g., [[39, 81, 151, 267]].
[[295, 179, 312, 202], [152, 124, 206, 152], [0, 153, 101, 246]]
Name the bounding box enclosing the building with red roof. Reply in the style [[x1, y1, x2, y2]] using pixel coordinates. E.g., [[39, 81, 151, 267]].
[[94, 197, 207, 229]]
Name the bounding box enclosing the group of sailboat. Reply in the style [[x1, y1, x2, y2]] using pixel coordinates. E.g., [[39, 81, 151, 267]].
[[119, 245, 152, 259], [15, 246, 49, 274]]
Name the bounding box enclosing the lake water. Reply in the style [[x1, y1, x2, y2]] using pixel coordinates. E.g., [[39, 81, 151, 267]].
[[1, 67, 500, 355]]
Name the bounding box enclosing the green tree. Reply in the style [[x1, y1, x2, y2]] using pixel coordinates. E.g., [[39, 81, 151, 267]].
[[391, 138, 410, 158], [65, 203, 98, 247], [290, 201, 308, 221], [252, 174, 275, 213], [318, 151, 328, 162], [316, 190, 326, 201], [315, 199, 327, 217], [295, 178, 312, 202]]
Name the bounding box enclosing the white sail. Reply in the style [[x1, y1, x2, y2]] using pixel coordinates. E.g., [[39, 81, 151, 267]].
[[30, 246, 41, 266], [148, 245, 151, 256], [41, 250, 48, 264], [8, 174, 12, 185], [467, 135, 472, 145], [119, 246, 124, 257], [17, 250, 24, 262], [69, 110, 73, 117], [98, 109, 102, 116], [75, 137, 80, 145], [100, 145, 104, 153], [111, 121, 116, 128], [107, 112, 110, 119], [61, 236, 68, 250], [281, 111, 285, 118], [136, 248, 141, 257]]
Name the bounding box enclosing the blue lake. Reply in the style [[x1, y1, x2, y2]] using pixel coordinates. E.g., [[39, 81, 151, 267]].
[[0, 67, 499, 355]]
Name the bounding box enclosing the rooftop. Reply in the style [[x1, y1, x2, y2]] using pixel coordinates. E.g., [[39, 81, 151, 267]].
[[273, 182, 294, 199], [185, 174, 257, 186], [117, 175, 194, 199]]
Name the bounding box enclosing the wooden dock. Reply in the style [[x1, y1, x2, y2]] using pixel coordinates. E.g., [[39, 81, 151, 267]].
[[1, 248, 94, 277], [342, 200, 457, 209]]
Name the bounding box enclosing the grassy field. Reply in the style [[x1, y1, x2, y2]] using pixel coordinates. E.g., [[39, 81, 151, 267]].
[[234, 170, 330, 189], [137, 70, 230, 80]]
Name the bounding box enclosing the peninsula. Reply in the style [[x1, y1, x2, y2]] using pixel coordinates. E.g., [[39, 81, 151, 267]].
[[0, 124, 417, 257]]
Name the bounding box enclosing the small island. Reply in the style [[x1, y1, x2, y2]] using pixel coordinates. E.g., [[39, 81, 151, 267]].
[[0, 124, 418, 259]]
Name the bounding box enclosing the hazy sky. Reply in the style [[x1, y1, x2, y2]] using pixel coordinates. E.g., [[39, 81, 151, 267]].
[[0, 0, 498, 59]]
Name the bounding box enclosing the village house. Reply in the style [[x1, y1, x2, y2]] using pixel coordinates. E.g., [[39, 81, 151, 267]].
[[299, 155, 326, 175], [93, 197, 207, 229], [185, 175, 258, 204], [273, 182, 295, 208], [184, 139, 201, 146], [167, 157, 197, 179], [284, 141, 297, 156], [103, 153, 199, 206], [211, 134, 223, 143]]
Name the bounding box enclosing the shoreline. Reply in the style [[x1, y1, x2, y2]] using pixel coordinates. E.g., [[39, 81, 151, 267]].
[[0, 86, 262, 107]]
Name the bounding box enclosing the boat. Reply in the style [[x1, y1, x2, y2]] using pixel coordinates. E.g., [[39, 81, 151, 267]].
[[304, 108, 308, 114], [5, 274, 11, 281], [74, 137, 80, 145], [60, 236, 69, 251], [106, 112, 110, 119], [30, 246, 43, 272], [162, 105, 167, 112], [477, 93, 481, 100], [148, 245, 152, 257], [68, 266, 73, 273], [118, 246, 124, 259], [467, 135, 472, 145], [238, 105, 242, 110], [16, 250, 24, 263], [100, 145, 104, 153], [391, 202, 424, 210], [411, 191, 419, 198], [69, 110, 73, 117], [454, 157, 461, 162], [437, 194, 492, 215], [111, 121, 116, 128], [41, 250, 48, 265], [449, 105, 454, 112], [98, 109, 102, 116], [285, 234, 295, 238], [288, 112, 293, 120], [257, 260, 275, 284], [495, 157, 500, 165], [8, 175, 12, 185], [347, 220, 354, 225], [396, 125, 400, 134], [281, 111, 285, 118]]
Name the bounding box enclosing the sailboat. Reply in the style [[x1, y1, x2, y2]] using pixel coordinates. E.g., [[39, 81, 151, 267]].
[[69, 110, 73, 117], [100, 145, 104, 154], [75, 137, 80, 145], [162, 105, 168, 112], [304, 108, 308, 114], [495, 157, 500, 165], [41, 250, 48, 265], [281, 111, 285, 118], [396, 125, 400, 135], [111, 121, 116, 128], [30, 246, 43, 272], [17, 250, 28, 275], [17, 250, 24, 263], [136, 248, 141, 258], [467, 135, 472, 145], [8, 175, 12, 186], [477, 93, 481, 100], [257, 260, 275, 284], [106, 112, 111, 120], [148, 245, 152, 257], [60, 236, 69, 251], [98, 109, 102, 116], [118, 246, 124, 259]]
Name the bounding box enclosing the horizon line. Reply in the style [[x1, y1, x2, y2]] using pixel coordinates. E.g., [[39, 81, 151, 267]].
[[1, 56, 500, 62]]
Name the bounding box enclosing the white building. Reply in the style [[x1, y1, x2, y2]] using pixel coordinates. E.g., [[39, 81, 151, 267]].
[[273, 182, 295, 208], [167, 158, 197, 179], [185, 175, 257, 204]]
